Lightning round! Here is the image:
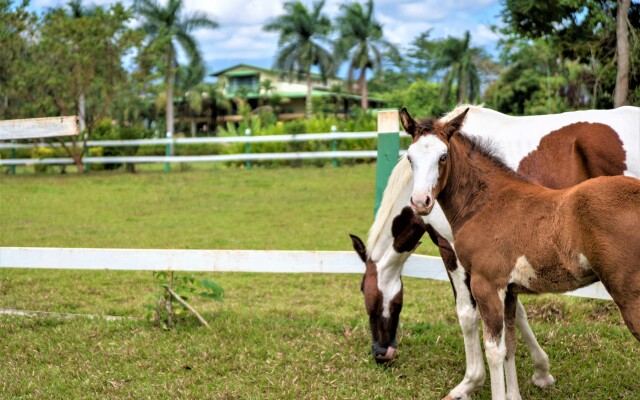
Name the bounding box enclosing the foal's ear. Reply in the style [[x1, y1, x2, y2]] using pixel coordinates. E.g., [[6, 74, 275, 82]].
[[400, 107, 417, 137], [445, 108, 469, 140], [349, 234, 367, 263]]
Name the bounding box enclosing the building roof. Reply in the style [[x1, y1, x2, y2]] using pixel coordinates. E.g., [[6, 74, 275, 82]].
[[211, 63, 329, 81]]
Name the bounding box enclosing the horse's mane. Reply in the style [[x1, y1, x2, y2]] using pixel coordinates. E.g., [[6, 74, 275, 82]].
[[365, 104, 486, 254], [366, 155, 412, 254], [455, 131, 527, 180]]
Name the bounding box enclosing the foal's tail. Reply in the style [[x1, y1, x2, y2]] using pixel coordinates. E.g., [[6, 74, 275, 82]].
[[366, 155, 413, 252]]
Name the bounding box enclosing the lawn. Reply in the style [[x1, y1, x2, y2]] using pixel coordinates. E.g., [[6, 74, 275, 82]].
[[1, 165, 638, 399]]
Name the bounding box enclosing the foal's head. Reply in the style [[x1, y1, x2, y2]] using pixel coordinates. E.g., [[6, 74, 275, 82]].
[[350, 207, 426, 363], [400, 107, 469, 215]]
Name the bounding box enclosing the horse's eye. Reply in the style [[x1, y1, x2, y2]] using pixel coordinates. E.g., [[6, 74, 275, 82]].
[[439, 154, 447, 163], [407, 155, 412, 164]]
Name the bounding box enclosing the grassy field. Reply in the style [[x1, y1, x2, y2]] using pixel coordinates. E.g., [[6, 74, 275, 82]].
[[1, 165, 638, 399]]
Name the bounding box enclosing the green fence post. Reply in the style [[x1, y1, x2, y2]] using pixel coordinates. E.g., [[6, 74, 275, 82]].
[[84, 133, 90, 173], [374, 109, 400, 217], [11, 141, 16, 175], [245, 128, 252, 170], [331, 125, 338, 168], [164, 131, 172, 173]]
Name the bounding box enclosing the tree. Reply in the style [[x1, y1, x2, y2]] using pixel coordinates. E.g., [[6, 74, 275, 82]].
[[4, 3, 141, 172], [264, 0, 333, 118], [499, 0, 640, 107], [62, 0, 97, 132], [334, 0, 399, 110], [259, 79, 276, 106], [134, 0, 218, 138], [615, 0, 631, 107], [426, 31, 489, 105]]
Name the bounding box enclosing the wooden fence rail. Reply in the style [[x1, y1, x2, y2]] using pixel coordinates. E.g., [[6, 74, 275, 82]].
[[0, 247, 612, 300]]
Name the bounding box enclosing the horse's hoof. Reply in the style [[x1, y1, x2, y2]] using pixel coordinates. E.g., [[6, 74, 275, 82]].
[[442, 394, 471, 400], [532, 373, 555, 388]]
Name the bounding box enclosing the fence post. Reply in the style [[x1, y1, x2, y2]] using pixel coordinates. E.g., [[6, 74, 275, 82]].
[[84, 133, 90, 173], [374, 109, 400, 217], [164, 131, 172, 173], [331, 125, 338, 167], [245, 128, 252, 170], [11, 141, 16, 175]]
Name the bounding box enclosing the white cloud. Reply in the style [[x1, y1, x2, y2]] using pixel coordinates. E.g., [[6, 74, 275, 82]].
[[28, 0, 504, 74]]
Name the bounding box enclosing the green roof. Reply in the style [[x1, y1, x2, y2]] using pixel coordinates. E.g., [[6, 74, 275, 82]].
[[225, 69, 260, 77], [211, 63, 328, 81], [224, 90, 385, 103]]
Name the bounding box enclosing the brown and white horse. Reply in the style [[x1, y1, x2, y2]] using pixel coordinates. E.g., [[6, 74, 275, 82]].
[[351, 105, 639, 400], [403, 107, 640, 400]]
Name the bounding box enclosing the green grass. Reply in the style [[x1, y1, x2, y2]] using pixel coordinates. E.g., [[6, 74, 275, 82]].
[[1, 165, 638, 399]]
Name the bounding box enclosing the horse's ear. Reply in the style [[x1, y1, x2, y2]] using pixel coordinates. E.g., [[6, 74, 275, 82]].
[[445, 108, 469, 140], [400, 107, 417, 137], [349, 234, 367, 263]]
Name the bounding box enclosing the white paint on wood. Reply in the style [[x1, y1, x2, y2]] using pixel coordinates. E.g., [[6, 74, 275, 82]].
[[0, 116, 79, 140], [0, 247, 612, 300], [0, 131, 411, 149], [378, 110, 399, 133], [0, 150, 383, 166]]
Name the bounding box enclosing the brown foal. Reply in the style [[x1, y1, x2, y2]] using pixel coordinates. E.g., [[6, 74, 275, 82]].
[[402, 108, 640, 400]]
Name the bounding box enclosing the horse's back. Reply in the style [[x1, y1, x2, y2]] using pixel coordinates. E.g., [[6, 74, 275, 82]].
[[462, 106, 640, 177]]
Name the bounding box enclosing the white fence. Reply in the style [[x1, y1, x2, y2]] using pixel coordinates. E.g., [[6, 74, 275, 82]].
[[0, 131, 404, 166], [0, 247, 612, 300]]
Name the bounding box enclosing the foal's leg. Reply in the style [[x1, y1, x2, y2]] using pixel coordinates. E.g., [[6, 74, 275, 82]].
[[515, 300, 555, 386], [444, 264, 485, 400], [504, 292, 522, 400], [471, 277, 507, 400]]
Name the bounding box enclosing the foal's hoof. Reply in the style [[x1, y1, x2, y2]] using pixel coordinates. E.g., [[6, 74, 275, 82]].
[[532, 373, 555, 388], [442, 394, 471, 400]]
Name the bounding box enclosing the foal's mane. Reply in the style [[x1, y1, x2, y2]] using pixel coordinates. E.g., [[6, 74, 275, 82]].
[[454, 131, 527, 181]]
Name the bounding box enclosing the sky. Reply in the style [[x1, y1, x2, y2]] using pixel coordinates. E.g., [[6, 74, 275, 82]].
[[28, 0, 504, 78]]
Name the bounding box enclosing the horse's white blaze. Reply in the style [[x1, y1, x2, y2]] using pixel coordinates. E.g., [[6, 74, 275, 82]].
[[509, 256, 537, 288], [578, 253, 591, 271], [407, 135, 447, 206]]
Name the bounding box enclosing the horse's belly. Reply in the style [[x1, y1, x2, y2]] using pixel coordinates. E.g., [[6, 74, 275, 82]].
[[509, 255, 599, 294]]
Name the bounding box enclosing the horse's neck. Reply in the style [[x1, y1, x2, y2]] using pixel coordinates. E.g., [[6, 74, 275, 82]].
[[439, 136, 521, 233]]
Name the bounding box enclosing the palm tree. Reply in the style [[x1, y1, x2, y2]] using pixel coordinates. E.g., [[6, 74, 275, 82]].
[[264, 0, 333, 118], [335, 0, 398, 110], [133, 0, 218, 138], [429, 31, 486, 104], [259, 79, 276, 106]]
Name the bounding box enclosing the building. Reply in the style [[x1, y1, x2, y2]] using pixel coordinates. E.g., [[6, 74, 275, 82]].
[[211, 64, 384, 121]]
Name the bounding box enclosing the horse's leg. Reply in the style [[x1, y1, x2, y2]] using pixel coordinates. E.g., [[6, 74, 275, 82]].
[[424, 230, 484, 400], [504, 292, 522, 400], [471, 277, 507, 400], [515, 300, 555, 387], [443, 264, 485, 400]]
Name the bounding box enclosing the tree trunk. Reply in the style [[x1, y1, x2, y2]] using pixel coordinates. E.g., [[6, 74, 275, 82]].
[[166, 47, 175, 145], [306, 71, 313, 119], [614, 0, 630, 107], [360, 68, 368, 110], [78, 93, 86, 132]]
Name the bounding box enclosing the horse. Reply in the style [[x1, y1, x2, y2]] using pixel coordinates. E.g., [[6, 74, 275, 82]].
[[350, 104, 640, 400], [402, 107, 640, 400]]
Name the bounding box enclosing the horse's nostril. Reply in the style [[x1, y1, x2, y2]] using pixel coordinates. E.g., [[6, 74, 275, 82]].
[[425, 196, 432, 208]]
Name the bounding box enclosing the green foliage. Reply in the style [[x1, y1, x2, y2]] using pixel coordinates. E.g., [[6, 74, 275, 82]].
[[381, 79, 451, 118], [147, 271, 223, 329], [496, 0, 640, 109]]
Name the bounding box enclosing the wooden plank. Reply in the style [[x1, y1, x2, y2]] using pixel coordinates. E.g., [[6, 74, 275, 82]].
[[0, 247, 613, 300], [0, 116, 79, 140]]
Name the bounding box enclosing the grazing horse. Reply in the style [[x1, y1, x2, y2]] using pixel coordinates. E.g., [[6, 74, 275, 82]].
[[403, 108, 640, 400], [351, 104, 639, 400]]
